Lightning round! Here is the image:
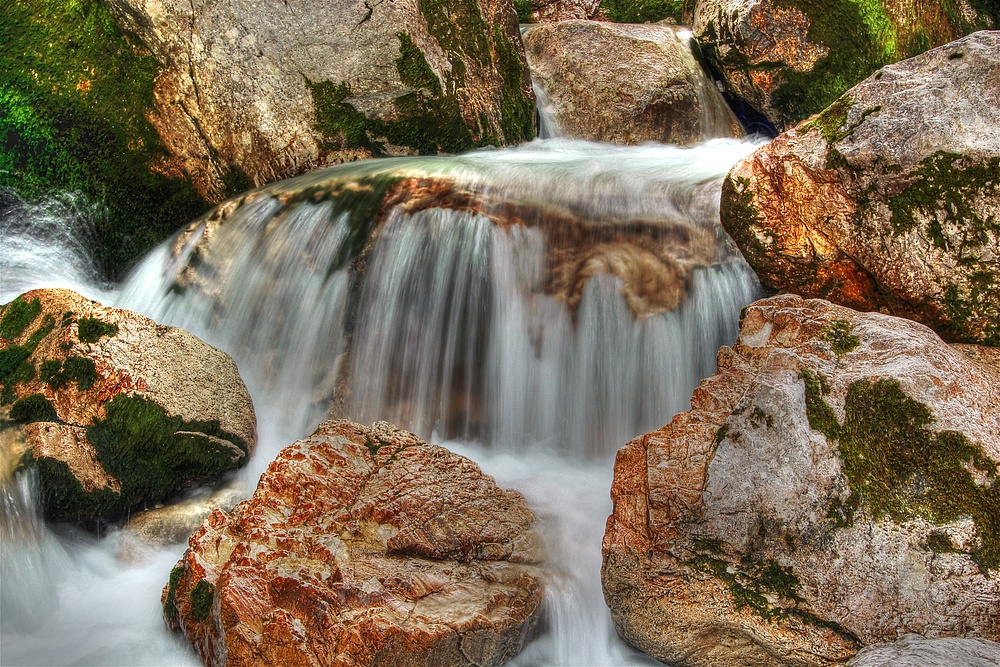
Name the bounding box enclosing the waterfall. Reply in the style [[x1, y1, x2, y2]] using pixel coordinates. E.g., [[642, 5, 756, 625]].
[[1, 137, 763, 665]]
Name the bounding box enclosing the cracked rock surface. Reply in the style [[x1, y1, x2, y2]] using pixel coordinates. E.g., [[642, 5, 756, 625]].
[[164, 419, 544, 667]]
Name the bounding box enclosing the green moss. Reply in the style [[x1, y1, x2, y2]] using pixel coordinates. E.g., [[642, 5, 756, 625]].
[[0, 0, 209, 278], [9, 393, 58, 422], [25, 394, 248, 523], [27, 454, 121, 523], [806, 377, 999, 572], [189, 579, 215, 621], [164, 566, 185, 622], [800, 370, 839, 440], [926, 530, 959, 554], [0, 297, 42, 340], [40, 356, 98, 390], [514, 0, 532, 22], [822, 320, 860, 356], [492, 26, 535, 144], [599, 0, 688, 23], [764, 0, 897, 126], [76, 317, 118, 343]]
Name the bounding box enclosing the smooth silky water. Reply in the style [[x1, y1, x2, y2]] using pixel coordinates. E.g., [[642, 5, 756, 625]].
[[0, 135, 763, 665]]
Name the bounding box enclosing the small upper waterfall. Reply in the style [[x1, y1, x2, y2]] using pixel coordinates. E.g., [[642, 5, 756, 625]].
[[117, 139, 761, 469]]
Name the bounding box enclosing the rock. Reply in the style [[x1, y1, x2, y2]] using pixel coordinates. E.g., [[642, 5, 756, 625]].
[[694, 0, 1000, 129], [523, 21, 742, 145], [105, 0, 535, 201], [720, 32, 1000, 345], [846, 634, 1000, 667], [602, 294, 1000, 667], [0, 288, 256, 522], [596, 0, 690, 24], [164, 420, 543, 667]]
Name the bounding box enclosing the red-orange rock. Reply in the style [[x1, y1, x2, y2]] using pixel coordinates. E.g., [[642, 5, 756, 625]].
[[165, 420, 544, 667]]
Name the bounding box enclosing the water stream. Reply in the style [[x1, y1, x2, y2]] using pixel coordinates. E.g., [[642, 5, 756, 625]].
[[1, 136, 762, 665]]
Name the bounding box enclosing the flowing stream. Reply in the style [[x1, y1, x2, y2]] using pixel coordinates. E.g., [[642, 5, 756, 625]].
[[1, 135, 763, 665]]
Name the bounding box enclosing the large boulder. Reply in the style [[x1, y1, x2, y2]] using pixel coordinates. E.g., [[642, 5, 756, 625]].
[[720, 32, 1000, 345], [602, 294, 1000, 667], [694, 0, 1000, 130], [523, 21, 742, 144], [164, 419, 544, 667], [846, 634, 1000, 667], [106, 0, 535, 201], [0, 288, 256, 522]]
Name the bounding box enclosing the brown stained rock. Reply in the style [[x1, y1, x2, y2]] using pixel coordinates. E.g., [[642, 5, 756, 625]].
[[0, 288, 256, 521], [105, 0, 533, 201], [721, 32, 1000, 345], [529, 0, 602, 22], [164, 420, 543, 667], [523, 21, 742, 145], [602, 294, 1000, 667]]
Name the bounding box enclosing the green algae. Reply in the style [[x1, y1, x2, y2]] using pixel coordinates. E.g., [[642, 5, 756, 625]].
[[39, 356, 98, 391], [0, 311, 56, 405], [26, 394, 249, 523], [822, 320, 860, 356], [190, 579, 215, 621], [803, 376, 999, 572], [76, 317, 118, 343], [599, 0, 689, 23], [164, 566, 185, 623], [0, 297, 42, 341], [9, 394, 58, 423]]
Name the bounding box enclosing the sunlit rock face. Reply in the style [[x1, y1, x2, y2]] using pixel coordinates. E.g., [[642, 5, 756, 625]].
[[602, 294, 1000, 667], [104, 0, 534, 201], [164, 420, 544, 667], [694, 0, 1000, 130], [0, 288, 255, 523], [721, 32, 1000, 345], [523, 21, 743, 146]]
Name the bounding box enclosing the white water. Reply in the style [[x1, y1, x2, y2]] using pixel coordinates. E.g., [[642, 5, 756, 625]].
[[1, 138, 761, 666]]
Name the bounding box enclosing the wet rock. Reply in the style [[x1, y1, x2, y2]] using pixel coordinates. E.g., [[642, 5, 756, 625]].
[[602, 294, 1000, 667], [694, 0, 999, 129], [164, 420, 544, 667], [523, 21, 742, 145], [846, 634, 1000, 667], [720, 32, 1000, 345], [106, 0, 534, 200], [0, 288, 255, 522]]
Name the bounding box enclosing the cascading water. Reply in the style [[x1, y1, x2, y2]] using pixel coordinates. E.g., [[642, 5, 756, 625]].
[[1, 137, 763, 665]]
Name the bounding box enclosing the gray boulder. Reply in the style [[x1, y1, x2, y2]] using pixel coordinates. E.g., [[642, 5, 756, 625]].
[[523, 20, 742, 145], [107, 0, 535, 199], [847, 634, 1000, 667], [720, 31, 1000, 345]]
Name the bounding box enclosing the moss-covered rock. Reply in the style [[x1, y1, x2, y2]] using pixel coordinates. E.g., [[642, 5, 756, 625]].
[[0, 0, 210, 279], [693, 0, 1000, 130], [1, 288, 256, 523], [103, 0, 533, 199], [602, 294, 1000, 667], [720, 32, 1000, 345]]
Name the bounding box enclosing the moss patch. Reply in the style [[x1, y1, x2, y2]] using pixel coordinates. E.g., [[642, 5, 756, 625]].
[[599, 0, 688, 23], [9, 394, 58, 422], [39, 356, 98, 391], [164, 566, 185, 623], [0, 297, 42, 341], [805, 377, 999, 572], [76, 317, 118, 343], [822, 320, 860, 356], [28, 394, 249, 523], [0, 0, 209, 278], [190, 579, 215, 621], [1, 311, 56, 405]]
